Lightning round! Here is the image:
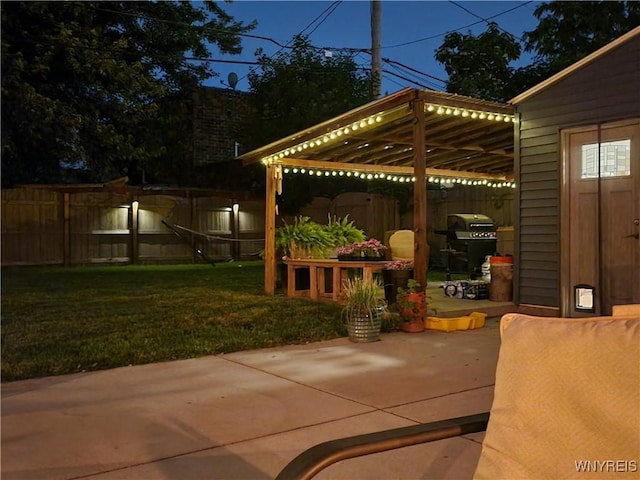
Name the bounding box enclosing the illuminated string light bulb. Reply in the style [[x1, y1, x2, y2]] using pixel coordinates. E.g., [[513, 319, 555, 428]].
[[367, 118, 374, 125], [338, 171, 344, 176], [487, 114, 494, 120], [437, 107, 445, 114], [392, 176, 398, 181], [330, 133, 336, 139], [343, 127, 350, 134], [352, 123, 359, 130], [316, 171, 322, 176], [504, 116, 512, 123], [336, 130, 343, 137], [427, 104, 435, 112], [359, 121, 366, 128], [324, 171, 330, 176], [375, 116, 382, 122], [494, 115, 502, 122], [471, 112, 478, 119], [283, 168, 289, 173], [323, 136, 329, 143], [302, 143, 308, 149], [479, 113, 486, 119], [300, 168, 306, 173], [346, 172, 352, 177], [331, 171, 337, 176], [308, 170, 314, 175], [293, 168, 299, 173], [367, 174, 373, 180], [297, 146, 303, 152], [445, 108, 452, 115], [453, 109, 460, 116], [462, 110, 469, 117]]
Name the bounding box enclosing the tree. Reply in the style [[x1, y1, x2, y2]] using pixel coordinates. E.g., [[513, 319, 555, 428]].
[[434, 23, 521, 102], [1, 1, 255, 187], [522, 1, 640, 80], [434, 2, 640, 102], [241, 35, 374, 213]]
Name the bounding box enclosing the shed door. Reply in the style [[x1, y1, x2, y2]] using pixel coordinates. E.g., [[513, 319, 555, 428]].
[[566, 120, 639, 316]]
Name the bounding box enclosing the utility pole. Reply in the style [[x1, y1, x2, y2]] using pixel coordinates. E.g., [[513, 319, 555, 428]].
[[370, 0, 382, 98]]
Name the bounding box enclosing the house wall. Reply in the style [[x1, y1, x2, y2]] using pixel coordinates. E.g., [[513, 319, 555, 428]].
[[192, 87, 251, 166], [515, 34, 640, 310]]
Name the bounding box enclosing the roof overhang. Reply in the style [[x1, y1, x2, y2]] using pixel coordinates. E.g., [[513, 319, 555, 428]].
[[510, 26, 640, 104], [238, 88, 516, 184]]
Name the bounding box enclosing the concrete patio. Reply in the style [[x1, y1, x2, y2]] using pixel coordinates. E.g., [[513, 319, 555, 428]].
[[2, 318, 502, 480]]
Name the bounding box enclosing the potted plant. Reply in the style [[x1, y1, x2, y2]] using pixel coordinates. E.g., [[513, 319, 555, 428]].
[[337, 238, 388, 261], [396, 279, 426, 333], [342, 276, 387, 342], [383, 259, 413, 305], [275, 216, 333, 292], [324, 215, 366, 257], [275, 216, 333, 259]]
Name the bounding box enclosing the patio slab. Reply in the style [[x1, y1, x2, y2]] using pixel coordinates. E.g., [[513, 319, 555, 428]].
[[1, 319, 501, 480]]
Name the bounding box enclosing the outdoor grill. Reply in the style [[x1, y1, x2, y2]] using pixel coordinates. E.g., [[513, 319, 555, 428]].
[[436, 214, 497, 278]]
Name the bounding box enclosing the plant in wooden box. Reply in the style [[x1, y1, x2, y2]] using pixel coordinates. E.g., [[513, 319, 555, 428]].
[[396, 279, 426, 333], [324, 215, 365, 257], [275, 216, 333, 259], [383, 259, 413, 305], [342, 276, 387, 343]]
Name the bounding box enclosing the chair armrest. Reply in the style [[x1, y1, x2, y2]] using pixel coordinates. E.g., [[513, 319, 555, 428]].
[[275, 412, 489, 480]]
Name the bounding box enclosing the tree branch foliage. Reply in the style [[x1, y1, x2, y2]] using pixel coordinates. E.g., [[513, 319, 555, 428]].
[[435, 1, 640, 102], [1, 1, 255, 186]]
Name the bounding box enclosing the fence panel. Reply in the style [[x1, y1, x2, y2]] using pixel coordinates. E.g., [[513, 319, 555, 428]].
[[1, 188, 63, 265], [69, 193, 130, 264]]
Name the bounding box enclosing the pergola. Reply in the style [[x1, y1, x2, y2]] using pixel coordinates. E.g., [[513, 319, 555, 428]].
[[238, 87, 516, 294]]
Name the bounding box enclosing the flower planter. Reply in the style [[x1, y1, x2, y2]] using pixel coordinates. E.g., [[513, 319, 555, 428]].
[[401, 318, 425, 333], [383, 269, 412, 305], [399, 291, 426, 333], [346, 306, 384, 342]]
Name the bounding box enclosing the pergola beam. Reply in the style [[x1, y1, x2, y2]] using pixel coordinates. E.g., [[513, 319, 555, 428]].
[[273, 158, 510, 180]]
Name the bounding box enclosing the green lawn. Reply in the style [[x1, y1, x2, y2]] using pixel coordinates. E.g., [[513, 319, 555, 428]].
[[2, 262, 408, 381]]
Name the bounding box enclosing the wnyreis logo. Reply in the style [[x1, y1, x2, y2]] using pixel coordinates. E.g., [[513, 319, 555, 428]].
[[575, 460, 638, 473]]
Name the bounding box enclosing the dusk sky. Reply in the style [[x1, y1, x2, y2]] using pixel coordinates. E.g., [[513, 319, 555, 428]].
[[209, 1, 543, 94]]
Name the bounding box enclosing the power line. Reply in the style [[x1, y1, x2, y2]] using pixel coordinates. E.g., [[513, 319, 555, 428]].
[[448, 1, 523, 41], [382, 1, 532, 49]]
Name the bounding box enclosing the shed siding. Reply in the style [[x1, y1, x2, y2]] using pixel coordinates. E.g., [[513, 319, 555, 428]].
[[515, 35, 639, 308]]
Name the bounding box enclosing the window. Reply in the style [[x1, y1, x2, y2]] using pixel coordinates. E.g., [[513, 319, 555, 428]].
[[581, 139, 631, 178]]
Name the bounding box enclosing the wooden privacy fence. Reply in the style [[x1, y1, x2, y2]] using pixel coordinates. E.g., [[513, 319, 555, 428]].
[[1, 186, 265, 266], [2, 184, 514, 267]]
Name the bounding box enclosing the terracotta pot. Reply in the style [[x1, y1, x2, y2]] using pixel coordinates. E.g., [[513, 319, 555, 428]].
[[399, 292, 426, 318], [401, 318, 425, 333]]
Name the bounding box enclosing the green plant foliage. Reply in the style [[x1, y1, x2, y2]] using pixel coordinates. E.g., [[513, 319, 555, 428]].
[[275, 216, 333, 259], [341, 276, 387, 323], [324, 214, 366, 247], [1, 2, 256, 186]]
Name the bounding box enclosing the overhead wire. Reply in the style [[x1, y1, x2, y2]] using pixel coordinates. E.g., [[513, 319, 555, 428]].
[[382, 1, 532, 49], [448, 1, 523, 41]]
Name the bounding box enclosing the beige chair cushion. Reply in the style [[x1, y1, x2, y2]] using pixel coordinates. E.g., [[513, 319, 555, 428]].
[[388, 230, 414, 260], [474, 313, 640, 480], [613, 304, 640, 316]]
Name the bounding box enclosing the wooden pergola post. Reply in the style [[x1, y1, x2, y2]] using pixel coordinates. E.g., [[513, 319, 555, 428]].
[[412, 96, 428, 288], [264, 164, 277, 294]]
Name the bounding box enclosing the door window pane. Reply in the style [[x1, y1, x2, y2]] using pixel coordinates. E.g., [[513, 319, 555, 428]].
[[581, 139, 631, 178]]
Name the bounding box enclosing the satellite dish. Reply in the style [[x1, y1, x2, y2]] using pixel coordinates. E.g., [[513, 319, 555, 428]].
[[227, 72, 238, 90]]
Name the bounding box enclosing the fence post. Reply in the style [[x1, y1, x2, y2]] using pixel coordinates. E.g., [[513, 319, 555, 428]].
[[130, 198, 139, 264], [63, 192, 70, 266], [231, 201, 240, 260]]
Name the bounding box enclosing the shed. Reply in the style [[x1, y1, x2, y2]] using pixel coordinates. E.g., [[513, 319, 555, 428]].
[[511, 26, 640, 316]]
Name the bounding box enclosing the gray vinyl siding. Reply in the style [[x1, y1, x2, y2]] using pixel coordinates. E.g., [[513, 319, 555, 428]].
[[514, 34, 640, 308]]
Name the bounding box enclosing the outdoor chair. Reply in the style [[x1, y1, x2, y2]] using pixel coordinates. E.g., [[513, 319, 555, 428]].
[[276, 307, 640, 480]]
